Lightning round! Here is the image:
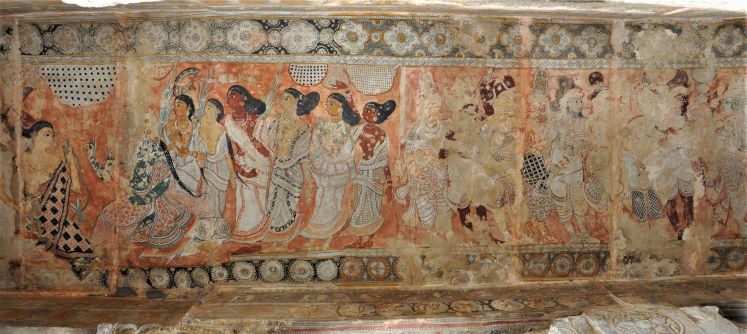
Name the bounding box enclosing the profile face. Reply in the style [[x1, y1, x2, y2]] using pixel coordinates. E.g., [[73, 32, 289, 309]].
[[227, 91, 243, 111], [34, 127, 55, 150], [280, 92, 296, 113], [326, 98, 342, 118], [362, 105, 376, 123], [204, 103, 218, 122]]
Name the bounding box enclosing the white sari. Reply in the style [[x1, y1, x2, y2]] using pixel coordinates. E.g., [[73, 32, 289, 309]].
[[303, 119, 355, 239], [225, 114, 271, 242], [189, 133, 232, 241]]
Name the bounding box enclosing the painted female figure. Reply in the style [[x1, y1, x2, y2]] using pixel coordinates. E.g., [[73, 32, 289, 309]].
[[302, 93, 356, 239], [94, 112, 195, 252], [9, 120, 95, 265], [191, 98, 232, 241], [265, 88, 319, 242], [223, 85, 271, 243], [163, 95, 203, 197], [341, 100, 396, 248]]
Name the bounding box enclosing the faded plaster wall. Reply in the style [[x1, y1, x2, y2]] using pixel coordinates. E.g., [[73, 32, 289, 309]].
[[0, 15, 744, 292]]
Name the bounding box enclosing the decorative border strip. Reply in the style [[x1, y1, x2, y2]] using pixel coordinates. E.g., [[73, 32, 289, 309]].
[[530, 59, 612, 69], [12, 18, 745, 64], [23, 55, 745, 69], [118, 256, 401, 290], [519, 250, 608, 278], [706, 246, 746, 273], [333, 298, 563, 318], [528, 23, 613, 59], [16, 18, 521, 59]]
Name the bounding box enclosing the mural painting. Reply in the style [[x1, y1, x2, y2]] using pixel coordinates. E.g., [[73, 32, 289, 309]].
[[0, 18, 744, 290]]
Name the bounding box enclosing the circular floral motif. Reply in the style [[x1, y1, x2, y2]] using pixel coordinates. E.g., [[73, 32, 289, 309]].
[[180, 21, 210, 53], [211, 29, 226, 45], [317, 19, 332, 28], [267, 29, 281, 46], [339, 257, 365, 281], [232, 261, 256, 281], [211, 265, 230, 282], [148, 267, 171, 289], [259, 260, 286, 282], [316, 259, 339, 281], [319, 28, 334, 44], [500, 25, 523, 57], [705, 250, 722, 272], [537, 25, 572, 58], [574, 26, 609, 58], [281, 21, 319, 54], [136, 22, 167, 54], [370, 31, 382, 43], [490, 299, 525, 311], [609, 310, 684, 334], [713, 25, 745, 57], [384, 21, 419, 56], [725, 249, 745, 270], [226, 21, 266, 54], [456, 22, 498, 57], [52, 25, 80, 54], [413, 302, 449, 314], [337, 304, 372, 317], [576, 254, 601, 277], [83, 270, 104, 288], [366, 257, 391, 281], [551, 254, 575, 277], [393, 257, 405, 280], [191, 267, 211, 288], [422, 23, 453, 56], [289, 260, 315, 282], [450, 300, 481, 313], [173, 269, 192, 288], [376, 303, 410, 316], [522, 298, 545, 309], [94, 24, 116, 53], [525, 254, 549, 276], [333, 21, 369, 55], [19, 25, 43, 55], [121, 268, 148, 290]]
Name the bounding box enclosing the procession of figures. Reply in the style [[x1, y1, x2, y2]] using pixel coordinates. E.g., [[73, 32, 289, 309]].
[[1, 64, 745, 267]]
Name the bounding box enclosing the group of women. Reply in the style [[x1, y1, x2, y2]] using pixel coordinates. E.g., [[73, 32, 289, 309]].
[[92, 70, 397, 256]]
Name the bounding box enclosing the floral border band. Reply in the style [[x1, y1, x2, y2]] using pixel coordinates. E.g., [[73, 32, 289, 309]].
[[5, 18, 743, 67]]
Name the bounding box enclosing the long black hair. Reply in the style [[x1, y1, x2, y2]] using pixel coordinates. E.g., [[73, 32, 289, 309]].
[[364, 100, 396, 124], [22, 120, 53, 139], [228, 85, 266, 115], [329, 93, 359, 126], [174, 94, 195, 120], [667, 70, 690, 89], [158, 140, 199, 197], [284, 88, 320, 116], [206, 98, 225, 122]]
